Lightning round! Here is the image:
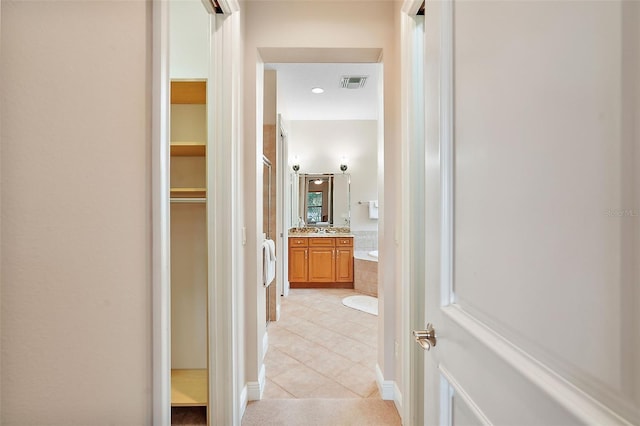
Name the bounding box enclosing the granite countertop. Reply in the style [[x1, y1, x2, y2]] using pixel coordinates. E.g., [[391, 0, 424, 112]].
[[289, 232, 354, 238], [288, 227, 353, 237]]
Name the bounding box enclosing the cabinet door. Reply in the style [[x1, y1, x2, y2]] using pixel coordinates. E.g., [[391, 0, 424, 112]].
[[335, 247, 353, 282], [308, 248, 336, 282], [288, 247, 308, 282]]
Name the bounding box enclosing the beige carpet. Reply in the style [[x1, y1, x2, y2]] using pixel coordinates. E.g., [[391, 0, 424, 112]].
[[242, 398, 401, 426]]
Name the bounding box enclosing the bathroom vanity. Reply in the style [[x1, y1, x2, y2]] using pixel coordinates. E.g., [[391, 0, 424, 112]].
[[288, 233, 354, 288]]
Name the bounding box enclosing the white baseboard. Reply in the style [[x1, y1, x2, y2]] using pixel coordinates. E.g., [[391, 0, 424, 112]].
[[276, 303, 281, 321], [247, 363, 266, 401], [375, 363, 396, 400], [375, 364, 403, 415]]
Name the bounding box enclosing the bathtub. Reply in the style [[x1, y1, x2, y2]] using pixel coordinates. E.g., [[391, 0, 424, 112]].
[[354, 250, 378, 297], [354, 250, 379, 262]]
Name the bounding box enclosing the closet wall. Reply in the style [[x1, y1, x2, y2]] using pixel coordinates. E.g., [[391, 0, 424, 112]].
[[170, 95, 208, 368]]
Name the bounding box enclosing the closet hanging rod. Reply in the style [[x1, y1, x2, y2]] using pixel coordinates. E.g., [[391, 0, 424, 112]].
[[170, 198, 206, 203]]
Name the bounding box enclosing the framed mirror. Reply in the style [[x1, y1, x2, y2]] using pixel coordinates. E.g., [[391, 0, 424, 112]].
[[291, 173, 350, 227]]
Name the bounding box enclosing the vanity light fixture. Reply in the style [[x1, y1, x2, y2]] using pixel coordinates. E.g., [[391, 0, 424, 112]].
[[311, 87, 325, 94]]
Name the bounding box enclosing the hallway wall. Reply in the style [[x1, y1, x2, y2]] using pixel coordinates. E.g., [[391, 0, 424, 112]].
[[242, 0, 403, 399], [1, 1, 151, 423]]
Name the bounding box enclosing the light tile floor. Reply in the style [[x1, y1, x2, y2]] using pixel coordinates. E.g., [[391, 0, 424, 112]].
[[263, 288, 380, 399]]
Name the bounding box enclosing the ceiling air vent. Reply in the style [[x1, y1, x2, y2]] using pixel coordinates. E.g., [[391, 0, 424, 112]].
[[340, 75, 368, 89]]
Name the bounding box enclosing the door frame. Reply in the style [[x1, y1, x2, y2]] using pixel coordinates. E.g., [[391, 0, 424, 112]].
[[400, 1, 427, 424], [151, 0, 171, 423], [208, 3, 242, 425], [151, 1, 242, 424]]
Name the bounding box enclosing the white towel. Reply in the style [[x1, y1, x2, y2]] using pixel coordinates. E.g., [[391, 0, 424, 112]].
[[262, 239, 276, 286], [368, 200, 379, 219]]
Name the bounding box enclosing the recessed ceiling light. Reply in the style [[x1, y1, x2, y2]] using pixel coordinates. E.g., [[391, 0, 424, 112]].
[[314, 179, 323, 184], [311, 87, 324, 94]]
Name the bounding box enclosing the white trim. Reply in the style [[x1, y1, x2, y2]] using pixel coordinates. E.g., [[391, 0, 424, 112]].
[[400, 5, 427, 426], [209, 8, 241, 426], [402, 0, 424, 15], [277, 114, 290, 298], [218, 0, 240, 14], [262, 330, 269, 358], [375, 364, 396, 401], [247, 364, 266, 401], [151, 0, 171, 424], [200, 0, 239, 15], [443, 305, 634, 426], [439, 365, 492, 426], [240, 385, 248, 418], [439, 0, 454, 308], [394, 382, 403, 415], [246, 382, 261, 401], [439, 373, 454, 426]]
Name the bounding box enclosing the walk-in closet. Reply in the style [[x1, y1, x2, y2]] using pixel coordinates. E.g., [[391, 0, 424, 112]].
[[170, 81, 209, 421]]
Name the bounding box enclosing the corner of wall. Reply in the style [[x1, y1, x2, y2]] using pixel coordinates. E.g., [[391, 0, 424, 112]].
[[375, 363, 397, 401], [246, 363, 266, 401], [375, 364, 403, 421]]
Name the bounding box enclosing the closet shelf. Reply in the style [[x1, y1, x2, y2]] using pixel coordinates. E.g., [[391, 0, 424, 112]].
[[171, 81, 206, 105], [171, 142, 206, 157], [171, 187, 206, 198], [171, 369, 208, 407]]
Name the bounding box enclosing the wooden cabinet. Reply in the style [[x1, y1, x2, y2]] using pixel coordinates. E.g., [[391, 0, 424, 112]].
[[308, 247, 336, 282], [288, 238, 308, 282], [335, 237, 354, 283], [289, 236, 353, 288]]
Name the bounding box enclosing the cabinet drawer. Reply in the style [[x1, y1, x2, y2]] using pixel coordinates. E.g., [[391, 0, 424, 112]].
[[308, 237, 335, 247], [289, 237, 308, 247], [335, 237, 353, 247]]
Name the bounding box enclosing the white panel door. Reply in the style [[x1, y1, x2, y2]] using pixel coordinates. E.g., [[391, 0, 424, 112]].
[[419, 1, 639, 424]]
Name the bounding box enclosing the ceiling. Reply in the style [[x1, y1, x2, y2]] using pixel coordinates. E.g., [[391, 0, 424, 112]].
[[267, 62, 381, 121]]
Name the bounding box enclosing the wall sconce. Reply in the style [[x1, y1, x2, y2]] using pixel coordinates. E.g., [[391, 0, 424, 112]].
[[339, 157, 348, 173]]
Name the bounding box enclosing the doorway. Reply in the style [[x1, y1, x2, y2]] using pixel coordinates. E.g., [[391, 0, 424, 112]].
[[258, 60, 386, 403]]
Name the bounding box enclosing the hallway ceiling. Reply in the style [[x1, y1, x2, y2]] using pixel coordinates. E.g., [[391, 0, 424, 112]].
[[267, 63, 380, 121]]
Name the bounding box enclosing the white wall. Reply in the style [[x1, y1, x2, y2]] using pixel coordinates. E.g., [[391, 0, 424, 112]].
[[170, 0, 209, 79], [289, 120, 378, 231], [242, 0, 402, 399], [1, 1, 151, 423]]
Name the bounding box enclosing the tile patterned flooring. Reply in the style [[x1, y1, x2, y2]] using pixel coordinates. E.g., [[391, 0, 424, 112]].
[[263, 288, 380, 399]]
